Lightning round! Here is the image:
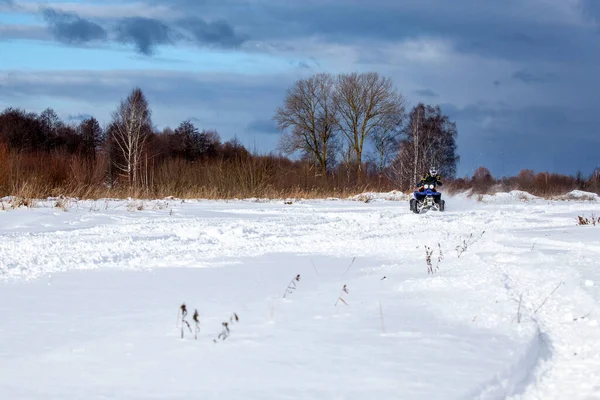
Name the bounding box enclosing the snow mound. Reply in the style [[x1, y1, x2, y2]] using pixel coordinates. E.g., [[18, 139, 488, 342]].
[[348, 190, 410, 202], [552, 190, 600, 202], [479, 190, 540, 204]]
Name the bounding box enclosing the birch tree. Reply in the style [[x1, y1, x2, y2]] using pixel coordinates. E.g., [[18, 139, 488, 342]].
[[393, 103, 459, 189], [109, 87, 152, 190]]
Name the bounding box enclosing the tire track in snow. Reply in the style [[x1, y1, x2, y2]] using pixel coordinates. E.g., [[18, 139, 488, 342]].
[[465, 326, 552, 399], [476, 230, 600, 399]]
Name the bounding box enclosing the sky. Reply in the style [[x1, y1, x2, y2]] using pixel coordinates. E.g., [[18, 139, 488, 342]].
[[0, 0, 599, 177]]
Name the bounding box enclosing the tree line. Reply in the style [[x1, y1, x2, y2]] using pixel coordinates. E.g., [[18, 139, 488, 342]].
[[0, 71, 598, 199], [0, 89, 249, 170]]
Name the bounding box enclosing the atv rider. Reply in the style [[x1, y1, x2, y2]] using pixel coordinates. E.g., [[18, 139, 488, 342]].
[[417, 168, 443, 188], [415, 168, 443, 203]]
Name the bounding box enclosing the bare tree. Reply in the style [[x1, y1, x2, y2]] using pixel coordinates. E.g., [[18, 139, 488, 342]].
[[393, 103, 459, 189], [109, 87, 152, 190], [274, 73, 337, 177], [335, 72, 405, 180], [369, 114, 403, 182]]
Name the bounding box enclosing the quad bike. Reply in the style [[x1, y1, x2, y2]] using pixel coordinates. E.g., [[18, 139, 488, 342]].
[[410, 183, 445, 213]]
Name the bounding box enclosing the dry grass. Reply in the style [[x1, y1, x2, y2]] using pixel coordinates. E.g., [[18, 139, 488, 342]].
[[578, 214, 600, 226], [1, 146, 599, 203], [0, 149, 394, 201]]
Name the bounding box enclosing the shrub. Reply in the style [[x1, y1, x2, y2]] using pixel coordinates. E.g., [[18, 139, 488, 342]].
[[471, 166, 494, 194]]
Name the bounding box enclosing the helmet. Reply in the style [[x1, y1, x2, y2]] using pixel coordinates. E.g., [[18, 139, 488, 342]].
[[429, 167, 437, 176]]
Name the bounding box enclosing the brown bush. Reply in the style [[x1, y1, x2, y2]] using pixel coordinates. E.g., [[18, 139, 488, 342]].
[[532, 172, 577, 197], [471, 166, 495, 194], [516, 169, 535, 192]]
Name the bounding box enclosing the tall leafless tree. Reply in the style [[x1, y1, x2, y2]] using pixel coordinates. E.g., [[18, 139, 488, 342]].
[[391, 103, 459, 190], [369, 113, 404, 181], [334, 72, 405, 180], [108, 87, 152, 190], [274, 73, 338, 177]]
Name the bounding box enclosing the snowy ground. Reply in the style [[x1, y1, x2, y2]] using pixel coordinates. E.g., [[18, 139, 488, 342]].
[[1, 192, 600, 399]]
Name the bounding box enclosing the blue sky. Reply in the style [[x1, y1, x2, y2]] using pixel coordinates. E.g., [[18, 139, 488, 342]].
[[1, 0, 599, 177]]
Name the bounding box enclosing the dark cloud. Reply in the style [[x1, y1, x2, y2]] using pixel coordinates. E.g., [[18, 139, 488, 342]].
[[41, 7, 107, 44], [159, 1, 599, 65], [443, 102, 600, 176], [33, 7, 248, 54], [415, 89, 439, 98], [511, 69, 555, 84], [116, 17, 174, 55], [246, 118, 279, 135], [7, 0, 596, 65], [178, 17, 247, 48], [581, 0, 600, 24], [0, 0, 13, 7]]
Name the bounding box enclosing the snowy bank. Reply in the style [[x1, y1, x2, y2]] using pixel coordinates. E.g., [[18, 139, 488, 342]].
[[477, 190, 541, 204], [348, 190, 409, 202], [551, 190, 600, 202]]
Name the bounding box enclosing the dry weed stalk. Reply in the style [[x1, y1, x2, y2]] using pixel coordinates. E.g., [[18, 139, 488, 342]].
[[533, 281, 564, 314], [573, 312, 591, 322], [379, 300, 385, 333], [342, 257, 356, 277], [578, 213, 600, 226], [283, 274, 301, 298], [310, 259, 320, 276], [179, 303, 192, 339], [334, 284, 349, 306], [214, 312, 239, 342], [193, 309, 200, 340], [424, 244, 443, 274], [456, 230, 486, 258], [425, 246, 434, 274], [217, 322, 230, 341]]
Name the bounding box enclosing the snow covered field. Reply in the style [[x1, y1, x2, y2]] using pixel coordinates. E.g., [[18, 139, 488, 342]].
[[1, 192, 600, 399]]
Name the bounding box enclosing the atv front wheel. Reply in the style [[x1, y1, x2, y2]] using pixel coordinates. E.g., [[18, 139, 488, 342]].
[[412, 200, 421, 214]]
